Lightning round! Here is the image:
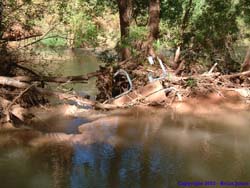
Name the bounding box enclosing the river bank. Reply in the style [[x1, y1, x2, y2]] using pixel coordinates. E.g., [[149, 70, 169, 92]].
[[1, 47, 250, 129]]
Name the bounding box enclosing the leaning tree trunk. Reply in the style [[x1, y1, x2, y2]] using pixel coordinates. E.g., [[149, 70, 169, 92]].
[[242, 47, 250, 72], [117, 0, 132, 60], [147, 0, 160, 56]]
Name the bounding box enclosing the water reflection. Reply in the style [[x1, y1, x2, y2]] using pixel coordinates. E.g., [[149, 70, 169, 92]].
[[27, 48, 102, 98], [71, 143, 114, 188], [1, 108, 250, 188], [70, 143, 173, 188]]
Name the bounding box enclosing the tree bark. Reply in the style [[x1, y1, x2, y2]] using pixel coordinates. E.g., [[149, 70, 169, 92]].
[[147, 0, 160, 56], [0, 0, 3, 38], [148, 0, 160, 42], [241, 47, 250, 72], [0, 76, 30, 88], [117, 0, 132, 60]]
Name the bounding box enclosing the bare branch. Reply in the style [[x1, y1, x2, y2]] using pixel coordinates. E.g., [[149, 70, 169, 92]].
[[20, 24, 59, 48]]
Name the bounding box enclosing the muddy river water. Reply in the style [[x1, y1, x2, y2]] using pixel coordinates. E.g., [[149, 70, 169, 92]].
[[1, 49, 250, 188]]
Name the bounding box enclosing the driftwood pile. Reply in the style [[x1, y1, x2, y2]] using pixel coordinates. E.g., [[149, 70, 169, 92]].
[[1, 60, 250, 128], [0, 71, 103, 126]]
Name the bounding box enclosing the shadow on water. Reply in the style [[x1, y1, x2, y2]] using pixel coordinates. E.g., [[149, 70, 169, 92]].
[[1, 107, 250, 188], [24, 115, 89, 134]]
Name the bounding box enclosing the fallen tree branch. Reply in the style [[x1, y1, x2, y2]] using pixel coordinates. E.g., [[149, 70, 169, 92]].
[[20, 24, 58, 48], [36, 88, 95, 106], [6, 84, 35, 112], [35, 87, 119, 110], [223, 70, 250, 79], [0, 96, 29, 125], [208, 63, 218, 74], [175, 60, 185, 75], [14, 71, 101, 83], [0, 76, 29, 88], [1, 33, 42, 42], [165, 72, 220, 83], [13, 63, 40, 77], [5, 84, 35, 121], [0, 72, 100, 88]]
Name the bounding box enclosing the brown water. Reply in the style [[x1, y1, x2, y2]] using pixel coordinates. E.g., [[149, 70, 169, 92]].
[[1, 108, 250, 188]]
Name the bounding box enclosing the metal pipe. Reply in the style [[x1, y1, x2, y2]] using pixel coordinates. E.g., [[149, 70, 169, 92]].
[[113, 69, 133, 99], [147, 56, 168, 82]]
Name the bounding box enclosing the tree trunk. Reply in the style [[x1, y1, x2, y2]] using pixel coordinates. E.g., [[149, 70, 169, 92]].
[[147, 0, 160, 56], [0, 0, 3, 39], [242, 47, 250, 72], [181, 0, 193, 35], [117, 0, 132, 60]]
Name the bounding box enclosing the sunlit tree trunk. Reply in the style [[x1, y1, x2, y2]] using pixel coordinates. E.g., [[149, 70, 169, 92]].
[[117, 0, 132, 60], [242, 47, 250, 71], [147, 0, 160, 56]]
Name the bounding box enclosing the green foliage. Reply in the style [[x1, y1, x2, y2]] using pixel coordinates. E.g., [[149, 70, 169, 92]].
[[118, 25, 148, 56], [69, 12, 99, 47], [55, 0, 100, 48], [160, 0, 243, 71], [192, 0, 239, 46], [132, 0, 150, 26], [186, 78, 197, 88], [161, 0, 185, 26], [239, 0, 250, 24], [161, 0, 239, 47], [130, 26, 148, 41], [40, 37, 67, 48], [1, 0, 47, 31], [87, 0, 117, 16]]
